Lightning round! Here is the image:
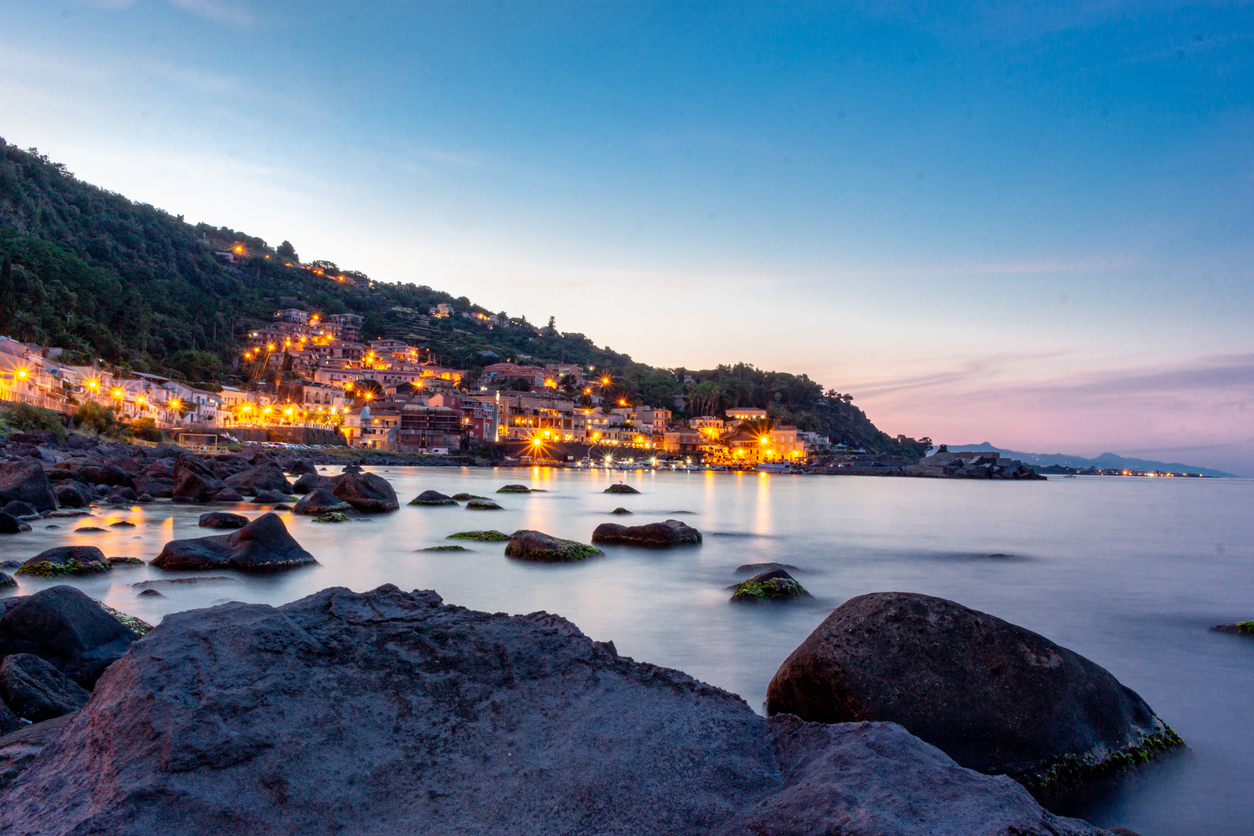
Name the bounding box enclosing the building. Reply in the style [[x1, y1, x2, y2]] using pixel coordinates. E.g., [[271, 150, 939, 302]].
[[328, 313, 364, 343], [726, 407, 769, 423], [398, 403, 461, 450]]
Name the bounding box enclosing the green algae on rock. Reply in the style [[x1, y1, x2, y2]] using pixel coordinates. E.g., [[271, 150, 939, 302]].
[[312, 512, 350, 523], [731, 569, 811, 602], [419, 545, 472, 552], [16, 546, 112, 577], [447, 530, 509, 541], [505, 530, 603, 562]]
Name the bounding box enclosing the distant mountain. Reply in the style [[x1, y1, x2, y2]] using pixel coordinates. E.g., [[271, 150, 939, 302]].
[[940, 442, 1238, 478]]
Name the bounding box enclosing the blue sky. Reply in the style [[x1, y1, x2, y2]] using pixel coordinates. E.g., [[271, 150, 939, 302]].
[[2, 0, 1252, 471]]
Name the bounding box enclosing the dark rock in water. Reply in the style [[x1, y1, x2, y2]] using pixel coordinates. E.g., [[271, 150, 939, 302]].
[[450, 493, 485, 501], [293, 489, 352, 516], [465, 499, 503, 510], [419, 545, 470, 552], [312, 512, 349, 523], [171, 454, 225, 502], [730, 569, 811, 603], [0, 462, 57, 512], [496, 484, 530, 493], [171, 495, 194, 504], [250, 489, 290, 504], [132, 577, 237, 590], [1211, 621, 1254, 636], [2, 501, 38, 520], [293, 472, 339, 495], [137, 589, 164, 598], [0, 654, 91, 722], [0, 572, 15, 589], [134, 476, 174, 498], [0, 585, 141, 687], [104, 487, 137, 504], [592, 519, 702, 548], [0, 513, 27, 535], [0, 585, 1109, 836], [52, 480, 91, 508], [409, 490, 456, 506], [505, 530, 602, 562], [198, 512, 249, 530], [332, 471, 398, 513], [135, 494, 154, 503], [108, 520, 135, 528], [341, 462, 364, 474], [74, 526, 106, 533], [225, 465, 293, 496], [16, 547, 111, 578], [604, 483, 640, 494], [151, 513, 316, 572], [610, 507, 632, 515], [446, 530, 509, 541], [106, 557, 143, 566], [764, 592, 1183, 795], [288, 459, 317, 476], [735, 562, 800, 574], [210, 487, 244, 503]]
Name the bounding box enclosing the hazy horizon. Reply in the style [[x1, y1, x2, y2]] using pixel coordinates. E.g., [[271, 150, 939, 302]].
[[2, 1, 1251, 473]]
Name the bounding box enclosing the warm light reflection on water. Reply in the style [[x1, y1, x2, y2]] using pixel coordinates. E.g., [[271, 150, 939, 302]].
[[2, 468, 1252, 835]]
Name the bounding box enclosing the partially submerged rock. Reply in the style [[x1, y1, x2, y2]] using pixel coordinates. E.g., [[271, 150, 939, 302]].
[[496, 484, 530, 493], [52, 481, 91, 508], [465, 498, 503, 510], [505, 530, 602, 562], [210, 487, 244, 502], [610, 507, 633, 515], [0, 654, 91, 722], [0, 586, 141, 687], [419, 545, 471, 552], [0, 462, 57, 513], [451, 493, 485, 501], [332, 471, 398, 513], [765, 592, 1182, 796], [1212, 621, 1254, 635], [0, 572, 14, 589], [224, 465, 292, 497], [409, 490, 457, 506], [0, 585, 1110, 836], [1, 501, 38, 520], [250, 489, 290, 504], [198, 512, 249, 529], [604, 483, 640, 494], [15, 547, 111, 578], [171, 454, 225, 502], [0, 513, 29, 535], [446, 530, 509, 541], [292, 488, 352, 516], [735, 562, 800, 574], [106, 557, 143, 566], [592, 519, 702, 548], [312, 512, 349, 523], [152, 513, 317, 572], [731, 569, 811, 602]]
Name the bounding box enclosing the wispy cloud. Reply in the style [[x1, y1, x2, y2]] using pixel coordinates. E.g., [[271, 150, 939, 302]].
[[167, 0, 255, 27]]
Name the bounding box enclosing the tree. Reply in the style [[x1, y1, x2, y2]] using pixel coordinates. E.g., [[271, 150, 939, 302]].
[[277, 240, 299, 263], [545, 316, 557, 336]]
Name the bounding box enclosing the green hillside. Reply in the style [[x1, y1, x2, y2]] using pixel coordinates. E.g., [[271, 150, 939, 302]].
[[0, 140, 928, 455]]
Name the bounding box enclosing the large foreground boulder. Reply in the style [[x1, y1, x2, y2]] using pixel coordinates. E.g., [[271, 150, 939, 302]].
[[15, 547, 111, 578], [152, 513, 316, 572], [0, 586, 142, 687], [0, 462, 57, 513], [0, 654, 91, 722], [171, 454, 226, 502], [765, 592, 1182, 794], [0, 586, 1111, 836], [331, 471, 398, 513], [592, 519, 702, 547]]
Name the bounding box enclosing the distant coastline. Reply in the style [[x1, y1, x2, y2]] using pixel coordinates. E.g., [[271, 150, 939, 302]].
[[941, 443, 1238, 479]]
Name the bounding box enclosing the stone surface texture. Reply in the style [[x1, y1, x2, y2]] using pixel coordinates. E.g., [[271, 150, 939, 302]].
[[0, 462, 57, 512], [592, 519, 702, 547], [0, 586, 141, 687], [331, 471, 398, 513], [152, 513, 316, 572], [505, 530, 603, 562], [0, 653, 91, 722]]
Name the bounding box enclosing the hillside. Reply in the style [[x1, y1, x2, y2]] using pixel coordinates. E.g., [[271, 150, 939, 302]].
[[943, 443, 1236, 478], [0, 139, 928, 455]]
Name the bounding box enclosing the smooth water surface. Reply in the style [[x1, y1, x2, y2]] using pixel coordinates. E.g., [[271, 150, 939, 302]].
[[3, 468, 1252, 835]]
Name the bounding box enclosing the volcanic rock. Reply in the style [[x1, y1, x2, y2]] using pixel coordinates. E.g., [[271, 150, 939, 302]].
[[171, 455, 225, 502], [592, 519, 702, 547], [0, 462, 57, 513], [288, 459, 317, 476], [446, 530, 509, 541], [52, 480, 91, 508], [465, 499, 503, 510], [0, 654, 91, 722], [0, 513, 28, 535], [409, 490, 456, 506], [505, 530, 602, 562], [496, 484, 530, 493], [2, 501, 38, 520], [730, 569, 811, 603], [604, 483, 640, 494], [0, 572, 14, 589], [151, 513, 316, 572], [15, 547, 111, 578], [225, 465, 293, 496], [198, 512, 249, 530], [331, 471, 398, 513], [250, 489, 290, 504], [0, 586, 141, 687], [293, 489, 352, 516], [764, 592, 1182, 793], [292, 472, 338, 494]]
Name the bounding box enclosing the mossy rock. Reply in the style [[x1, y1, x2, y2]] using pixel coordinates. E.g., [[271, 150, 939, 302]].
[[95, 600, 154, 636], [109, 521, 137, 528], [496, 484, 531, 493], [505, 530, 603, 563], [610, 507, 633, 515], [419, 545, 471, 552], [107, 556, 145, 566], [1212, 620, 1254, 635], [409, 490, 457, 506], [75, 526, 107, 533], [447, 530, 509, 541], [731, 569, 811, 603], [15, 546, 112, 577], [0, 571, 15, 589], [466, 499, 504, 510], [312, 512, 350, 523], [451, 493, 487, 501], [604, 484, 640, 494]]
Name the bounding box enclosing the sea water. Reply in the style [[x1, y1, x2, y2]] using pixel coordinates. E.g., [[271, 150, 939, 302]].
[[4, 467, 1252, 835]]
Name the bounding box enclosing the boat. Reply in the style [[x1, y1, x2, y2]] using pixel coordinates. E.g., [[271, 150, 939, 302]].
[[756, 462, 801, 474]]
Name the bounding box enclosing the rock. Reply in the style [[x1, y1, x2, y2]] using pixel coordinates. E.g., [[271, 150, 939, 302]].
[[0, 701, 21, 737], [341, 462, 363, 474], [592, 519, 702, 547], [604, 483, 640, 494], [0, 713, 75, 789], [0, 586, 142, 687], [764, 592, 1182, 795], [1211, 621, 1254, 635], [496, 484, 530, 493], [450, 493, 485, 501], [735, 562, 800, 574], [144, 459, 174, 478], [0, 513, 27, 535], [731, 569, 811, 603], [151, 513, 316, 572], [137, 589, 164, 598], [225, 465, 293, 496], [712, 716, 1106, 836], [51, 480, 91, 508], [210, 487, 244, 502], [15, 547, 111, 578], [198, 512, 249, 530], [0, 572, 14, 589], [132, 577, 237, 590], [108, 520, 135, 528], [275, 504, 292, 511], [408, 490, 457, 506], [135, 494, 154, 503], [171, 454, 225, 502], [292, 472, 339, 495], [73, 526, 107, 533], [446, 530, 509, 541], [0, 654, 91, 722], [106, 557, 143, 566], [465, 499, 503, 510], [419, 545, 470, 552], [288, 460, 317, 476], [134, 476, 174, 498], [250, 489, 290, 504], [104, 486, 137, 504], [293, 489, 352, 516], [0, 585, 1110, 836], [331, 471, 398, 513], [312, 512, 349, 523], [0, 462, 57, 512], [505, 530, 602, 562], [610, 507, 633, 515], [1, 501, 38, 520]]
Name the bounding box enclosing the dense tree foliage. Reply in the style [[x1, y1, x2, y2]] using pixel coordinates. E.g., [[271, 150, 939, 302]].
[[0, 141, 928, 455]]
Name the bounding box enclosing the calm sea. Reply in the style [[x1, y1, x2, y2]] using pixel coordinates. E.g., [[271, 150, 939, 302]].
[[4, 467, 1253, 835]]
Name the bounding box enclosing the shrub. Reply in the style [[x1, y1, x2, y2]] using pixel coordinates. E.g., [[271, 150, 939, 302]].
[[0, 402, 67, 440], [73, 401, 126, 437], [128, 417, 165, 442]]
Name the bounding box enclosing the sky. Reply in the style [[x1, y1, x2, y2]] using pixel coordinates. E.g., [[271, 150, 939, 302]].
[[1, 0, 1252, 472]]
